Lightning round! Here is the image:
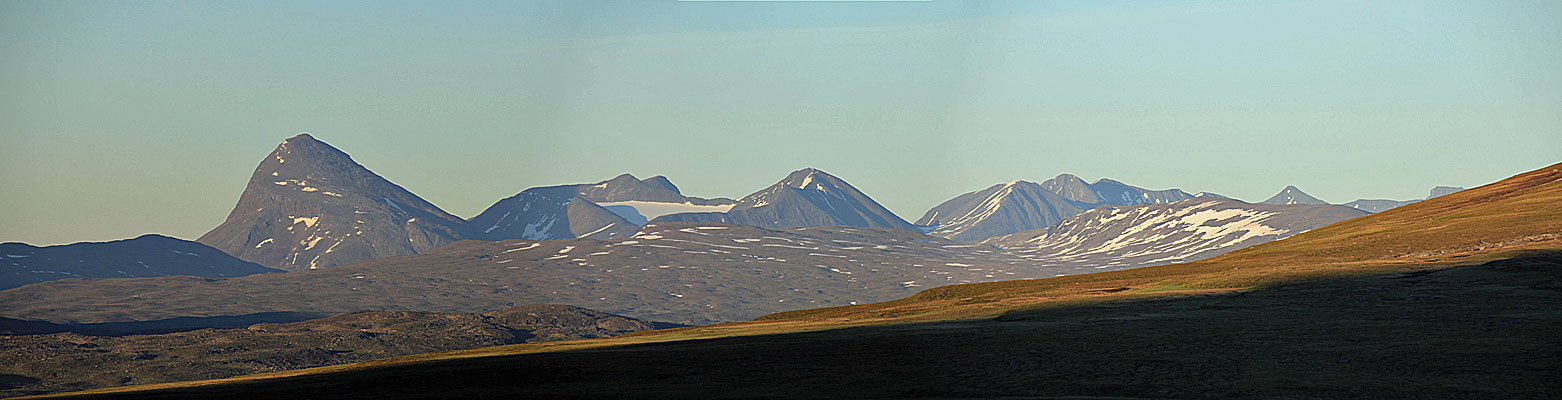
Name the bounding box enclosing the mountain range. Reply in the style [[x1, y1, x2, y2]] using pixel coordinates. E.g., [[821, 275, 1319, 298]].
[[916, 174, 1225, 242], [184, 135, 1468, 272], [59, 162, 1560, 399]]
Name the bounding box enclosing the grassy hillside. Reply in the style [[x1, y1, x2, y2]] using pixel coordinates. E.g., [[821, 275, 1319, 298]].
[[23, 162, 1562, 399]]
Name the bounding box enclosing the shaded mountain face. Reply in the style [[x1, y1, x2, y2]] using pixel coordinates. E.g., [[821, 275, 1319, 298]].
[[654, 168, 916, 231], [467, 174, 735, 241], [0, 235, 279, 290], [0, 222, 1064, 326], [0, 304, 669, 397], [919, 174, 1201, 242], [1260, 185, 1328, 205], [1343, 199, 1418, 213], [984, 198, 1368, 268], [197, 134, 471, 271]]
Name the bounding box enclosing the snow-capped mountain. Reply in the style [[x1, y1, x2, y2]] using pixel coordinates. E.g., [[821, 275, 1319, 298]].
[[197, 134, 473, 271], [1, 234, 281, 290], [1260, 185, 1329, 205], [653, 168, 917, 230], [919, 174, 1204, 242], [983, 198, 1367, 268], [468, 174, 735, 241]]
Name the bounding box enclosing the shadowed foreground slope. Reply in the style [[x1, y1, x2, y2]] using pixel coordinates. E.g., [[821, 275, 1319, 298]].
[[0, 305, 671, 397], [30, 163, 1562, 399]]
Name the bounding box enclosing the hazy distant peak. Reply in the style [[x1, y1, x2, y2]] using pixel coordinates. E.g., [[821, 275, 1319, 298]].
[[1428, 186, 1464, 199], [1261, 186, 1328, 205], [642, 175, 680, 194]]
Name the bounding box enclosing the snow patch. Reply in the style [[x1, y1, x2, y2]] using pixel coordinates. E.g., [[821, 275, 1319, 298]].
[[291, 216, 319, 228], [502, 242, 541, 253], [597, 201, 737, 223]]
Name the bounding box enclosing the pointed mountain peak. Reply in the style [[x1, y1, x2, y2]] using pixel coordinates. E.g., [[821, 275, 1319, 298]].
[[642, 175, 680, 194], [1053, 173, 1086, 184], [200, 133, 469, 271], [1261, 186, 1328, 205], [1041, 173, 1101, 204], [661, 168, 914, 231], [780, 168, 840, 190]]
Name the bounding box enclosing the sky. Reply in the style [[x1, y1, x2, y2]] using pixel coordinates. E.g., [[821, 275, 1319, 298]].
[[2, 0, 1560, 246]]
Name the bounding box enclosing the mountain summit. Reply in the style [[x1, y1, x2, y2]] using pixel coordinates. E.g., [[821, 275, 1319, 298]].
[[197, 134, 471, 271], [1260, 185, 1328, 205], [654, 168, 916, 230]]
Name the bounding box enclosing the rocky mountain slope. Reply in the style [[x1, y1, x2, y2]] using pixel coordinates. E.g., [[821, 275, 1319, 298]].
[[197, 134, 473, 271], [654, 168, 917, 231], [1, 234, 279, 290]]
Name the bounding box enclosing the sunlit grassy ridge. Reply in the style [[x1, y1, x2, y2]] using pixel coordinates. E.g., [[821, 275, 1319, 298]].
[[25, 162, 1562, 399]]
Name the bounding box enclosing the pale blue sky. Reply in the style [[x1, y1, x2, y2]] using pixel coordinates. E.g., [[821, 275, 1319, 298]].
[[3, 0, 1559, 245]]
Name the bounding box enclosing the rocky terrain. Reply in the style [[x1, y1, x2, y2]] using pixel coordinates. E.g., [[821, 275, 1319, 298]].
[[0, 304, 670, 397]]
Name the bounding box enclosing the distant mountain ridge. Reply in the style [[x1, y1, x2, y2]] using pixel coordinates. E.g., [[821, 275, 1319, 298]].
[[1341, 186, 1465, 214], [918, 174, 1212, 242], [653, 168, 917, 231], [1, 234, 280, 290], [197, 134, 473, 271]]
